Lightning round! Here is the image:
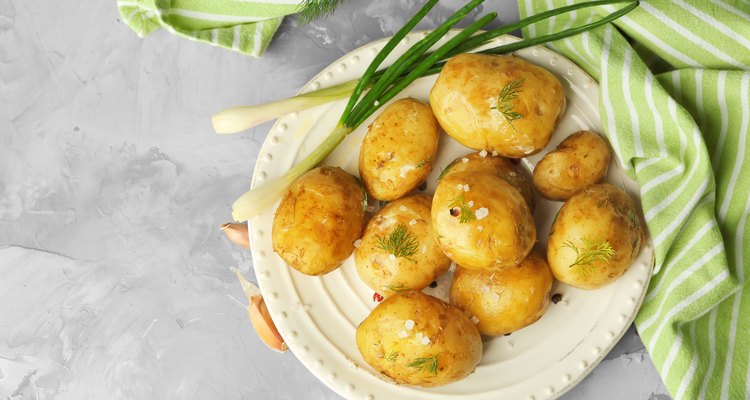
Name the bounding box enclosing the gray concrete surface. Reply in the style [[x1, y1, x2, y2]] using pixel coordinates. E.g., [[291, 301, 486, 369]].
[[0, 0, 671, 398]]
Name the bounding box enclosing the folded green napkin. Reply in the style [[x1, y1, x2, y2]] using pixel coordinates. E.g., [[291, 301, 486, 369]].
[[519, 0, 750, 398], [116, 0, 301, 57]]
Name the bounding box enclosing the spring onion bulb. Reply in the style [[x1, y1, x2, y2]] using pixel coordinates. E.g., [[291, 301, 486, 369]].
[[212, 80, 358, 134], [231, 123, 352, 221]]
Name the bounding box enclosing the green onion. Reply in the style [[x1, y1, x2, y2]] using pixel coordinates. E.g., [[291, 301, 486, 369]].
[[229, 0, 640, 221], [347, 12, 498, 128], [343, 0, 487, 128], [212, 80, 357, 134]]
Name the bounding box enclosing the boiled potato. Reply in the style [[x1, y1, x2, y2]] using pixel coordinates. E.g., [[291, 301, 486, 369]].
[[450, 251, 553, 335], [440, 151, 535, 211], [547, 184, 643, 289], [355, 195, 452, 297], [355, 290, 482, 387], [272, 166, 365, 275], [533, 130, 611, 201], [430, 53, 565, 158], [359, 98, 439, 201], [432, 171, 535, 271]]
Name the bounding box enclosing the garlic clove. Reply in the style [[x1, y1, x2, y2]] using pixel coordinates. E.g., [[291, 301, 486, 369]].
[[248, 296, 288, 353], [234, 269, 287, 353], [221, 223, 250, 248]]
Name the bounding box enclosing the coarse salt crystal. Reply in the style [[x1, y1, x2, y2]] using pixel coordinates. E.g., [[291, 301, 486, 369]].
[[421, 336, 431, 345], [456, 184, 463, 190], [467, 200, 474, 207], [353, 239, 362, 248], [479, 150, 488, 158], [463, 184, 470, 192], [405, 320, 415, 330], [471, 316, 480, 325], [475, 207, 489, 220], [477, 226, 484, 232], [389, 254, 396, 261], [398, 330, 408, 338], [422, 245, 427, 254], [399, 205, 408, 212], [492, 151, 498, 156], [409, 219, 417, 226], [462, 157, 469, 163], [374, 100, 380, 106], [415, 332, 424, 341]]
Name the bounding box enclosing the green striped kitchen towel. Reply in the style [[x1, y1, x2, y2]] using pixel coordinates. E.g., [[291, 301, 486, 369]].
[[116, 0, 302, 57], [518, 0, 750, 398]]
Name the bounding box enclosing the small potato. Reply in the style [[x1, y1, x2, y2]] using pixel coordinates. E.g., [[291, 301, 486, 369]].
[[533, 131, 611, 201], [272, 166, 365, 275], [359, 98, 439, 201], [355, 290, 482, 387], [355, 195, 452, 297], [547, 184, 643, 289], [430, 54, 565, 158], [432, 171, 535, 271], [450, 251, 553, 335], [440, 151, 535, 211]]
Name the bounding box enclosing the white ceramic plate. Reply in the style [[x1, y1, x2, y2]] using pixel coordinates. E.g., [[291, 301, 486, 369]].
[[249, 32, 654, 400]]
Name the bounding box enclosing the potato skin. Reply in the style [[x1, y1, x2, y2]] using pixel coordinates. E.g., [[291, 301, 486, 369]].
[[355, 290, 482, 387], [533, 131, 611, 201], [272, 166, 365, 275], [547, 184, 643, 289], [450, 251, 553, 335], [432, 171, 536, 271], [355, 195, 452, 297], [440, 151, 535, 211], [430, 54, 565, 158], [359, 98, 439, 201]]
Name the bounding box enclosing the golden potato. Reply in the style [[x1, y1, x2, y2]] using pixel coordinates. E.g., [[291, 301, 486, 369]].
[[547, 184, 643, 289], [359, 98, 439, 201], [355, 195, 452, 297], [272, 166, 365, 275], [440, 151, 535, 211], [533, 130, 611, 201], [432, 171, 535, 271], [355, 290, 482, 387], [430, 53, 565, 158], [450, 251, 553, 335]]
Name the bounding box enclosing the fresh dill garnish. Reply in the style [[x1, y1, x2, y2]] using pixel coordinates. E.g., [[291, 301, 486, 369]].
[[491, 79, 525, 132], [449, 194, 476, 223], [385, 349, 400, 363], [376, 224, 420, 262], [437, 160, 457, 181], [385, 283, 409, 293], [407, 354, 439, 376], [562, 237, 616, 279], [416, 157, 432, 168], [296, 0, 346, 23]]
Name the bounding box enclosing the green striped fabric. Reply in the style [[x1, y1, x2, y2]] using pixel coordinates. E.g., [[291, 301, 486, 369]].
[[518, 0, 750, 398], [117, 0, 300, 57]]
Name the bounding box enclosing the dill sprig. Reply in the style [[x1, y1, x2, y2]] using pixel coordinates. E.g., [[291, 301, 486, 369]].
[[416, 157, 432, 168], [449, 194, 476, 223], [385, 349, 400, 363], [385, 283, 409, 293], [437, 160, 457, 181], [491, 79, 525, 132], [296, 0, 346, 23], [562, 237, 616, 279], [407, 354, 439, 376], [376, 224, 420, 262]]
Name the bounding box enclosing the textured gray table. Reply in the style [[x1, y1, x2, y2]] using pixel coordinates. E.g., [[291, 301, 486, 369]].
[[0, 0, 671, 398]]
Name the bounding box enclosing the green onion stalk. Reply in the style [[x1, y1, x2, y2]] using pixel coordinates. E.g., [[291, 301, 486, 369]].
[[228, 0, 639, 221]]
